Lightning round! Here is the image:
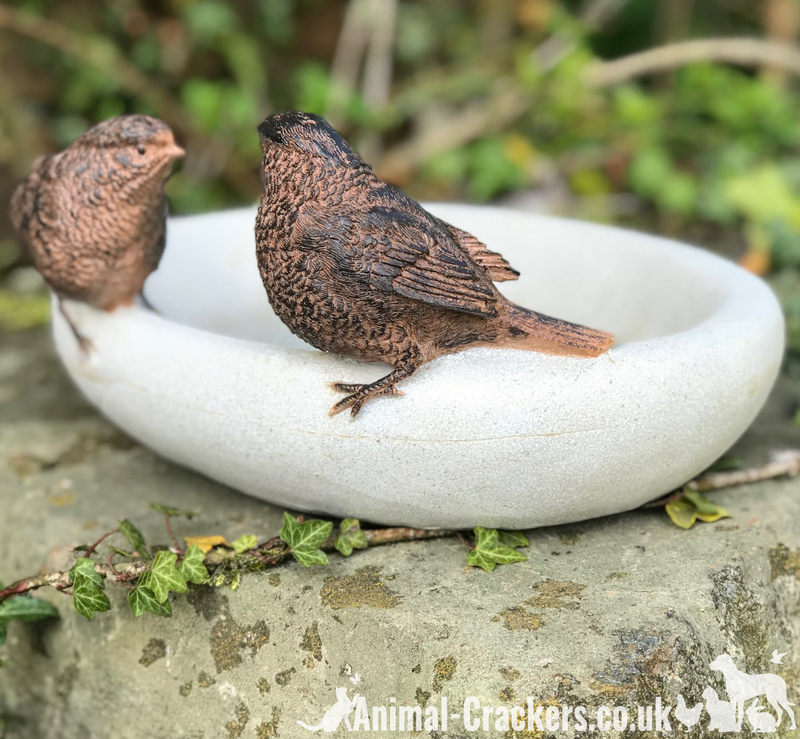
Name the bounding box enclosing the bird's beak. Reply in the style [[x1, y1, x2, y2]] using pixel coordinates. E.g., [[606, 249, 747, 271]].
[[165, 144, 185, 160]]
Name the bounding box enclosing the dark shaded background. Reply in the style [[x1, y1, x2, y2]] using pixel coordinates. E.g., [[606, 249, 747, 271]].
[[2, 0, 800, 382]]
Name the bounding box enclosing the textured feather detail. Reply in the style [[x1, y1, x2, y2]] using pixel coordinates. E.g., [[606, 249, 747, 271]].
[[447, 225, 520, 282]]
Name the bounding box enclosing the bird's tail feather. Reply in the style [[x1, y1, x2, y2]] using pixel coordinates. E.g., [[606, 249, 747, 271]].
[[495, 303, 613, 358]]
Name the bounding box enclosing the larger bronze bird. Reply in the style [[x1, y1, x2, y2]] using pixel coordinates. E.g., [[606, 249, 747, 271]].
[[10, 115, 184, 350], [255, 112, 613, 417]]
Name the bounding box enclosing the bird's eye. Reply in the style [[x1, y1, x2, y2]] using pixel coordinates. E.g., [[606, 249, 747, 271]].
[[137, 144, 146, 155]]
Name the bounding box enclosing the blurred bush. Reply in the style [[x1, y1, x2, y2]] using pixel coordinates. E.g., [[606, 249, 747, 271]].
[[4, 0, 800, 349]]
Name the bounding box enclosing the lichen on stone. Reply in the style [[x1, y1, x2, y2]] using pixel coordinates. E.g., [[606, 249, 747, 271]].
[[210, 613, 270, 674], [526, 579, 586, 610], [768, 543, 800, 581], [255, 707, 281, 738], [300, 622, 323, 662], [225, 703, 249, 739], [139, 638, 167, 667], [275, 668, 296, 687], [197, 671, 216, 688], [493, 606, 545, 632], [319, 566, 402, 610], [433, 656, 457, 692]]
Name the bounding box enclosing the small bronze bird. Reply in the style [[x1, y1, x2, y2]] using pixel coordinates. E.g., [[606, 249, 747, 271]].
[[10, 115, 184, 350], [255, 112, 613, 417]]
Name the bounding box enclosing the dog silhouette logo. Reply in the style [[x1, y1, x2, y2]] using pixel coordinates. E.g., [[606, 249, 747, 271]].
[[297, 686, 360, 733], [708, 653, 796, 732]]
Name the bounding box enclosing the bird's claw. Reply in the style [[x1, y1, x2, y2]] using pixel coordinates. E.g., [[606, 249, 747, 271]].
[[328, 382, 403, 417]]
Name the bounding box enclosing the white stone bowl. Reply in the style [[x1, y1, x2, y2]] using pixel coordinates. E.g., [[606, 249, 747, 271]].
[[53, 205, 784, 529]]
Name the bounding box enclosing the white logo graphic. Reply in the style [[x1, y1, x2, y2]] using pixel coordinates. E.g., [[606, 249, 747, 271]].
[[297, 686, 360, 733], [674, 694, 703, 730], [296, 653, 795, 733], [708, 654, 796, 732], [772, 650, 788, 665]]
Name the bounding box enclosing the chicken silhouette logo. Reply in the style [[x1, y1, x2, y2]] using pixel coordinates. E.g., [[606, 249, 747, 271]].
[[674, 694, 704, 731], [297, 675, 361, 733]]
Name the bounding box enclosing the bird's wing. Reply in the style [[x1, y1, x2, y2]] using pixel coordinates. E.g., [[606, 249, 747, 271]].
[[296, 203, 500, 317], [358, 206, 500, 317], [445, 223, 520, 282]]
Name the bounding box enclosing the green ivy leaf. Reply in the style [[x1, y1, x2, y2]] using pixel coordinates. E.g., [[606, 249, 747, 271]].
[[0, 594, 59, 650], [335, 518, 368, 557], [0, 596, 59, 623], [69, 558, 103, 588], [665, 491, 730, 529], [128, 585, 172, 618], [279, 513, 332, 567], [231, 534, 257, 554], [293, 548, 331, 567], [466, 527, 528, 573], [150, 503, 195, 519], [72, 578, 110, 620], [118, 519, 148, 557], [108, 546, 133, 558], [145, 551, 188, 603], [498, 531, 530, 549], [179, 545, 209, 585]]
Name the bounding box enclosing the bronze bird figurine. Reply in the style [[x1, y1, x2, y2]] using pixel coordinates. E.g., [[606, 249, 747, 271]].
[[10, 114, 184, 350], [255, 112, 613, 417]]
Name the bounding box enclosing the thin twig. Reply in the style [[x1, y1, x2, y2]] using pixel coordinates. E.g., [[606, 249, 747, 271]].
[[586, 38, 800, 88], [83, 529, 117, 558], [361, 0, 398, 110], [645, 449, 800, 507], [326, 0, 372, 124], [533, 0, 632, 72], [164, 516, 181, 553], [690, 449, 800, 493], [376, 82, 528, 181]]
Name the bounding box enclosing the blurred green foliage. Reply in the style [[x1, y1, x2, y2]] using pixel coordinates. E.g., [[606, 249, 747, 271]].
[[4, 0, 800, 372]]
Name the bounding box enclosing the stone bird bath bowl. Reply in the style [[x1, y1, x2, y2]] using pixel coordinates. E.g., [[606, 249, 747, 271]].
[[53, 205, 784, 529]]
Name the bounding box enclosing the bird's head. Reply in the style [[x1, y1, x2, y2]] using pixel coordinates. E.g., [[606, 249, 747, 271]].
[[257, 112, 357, 167], [74, 115, 184, 183]]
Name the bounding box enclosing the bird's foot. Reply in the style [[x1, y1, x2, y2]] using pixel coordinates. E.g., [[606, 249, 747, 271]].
[[328, 382, 403, 417]]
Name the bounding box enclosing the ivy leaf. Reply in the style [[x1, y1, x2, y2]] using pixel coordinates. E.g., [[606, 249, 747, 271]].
[[335, 518, 368, 557], [231, 534, 258, 554], [69, 558, 103, 588], [466, 527, 528, 573], [108, 546, 133, 558], [184, 535, 230, 553], [72, 578, 110, 620], [0, 596, 59, 623], [128, 585, 172, 618], [145, 551, 188, 603], [0, 594, 59, 649], [150, 503, 195, 519], [179, 545, 209, 585], [118, 519, 148, 557], [279, 513, 332, 567], [498, 531, 530, 549], [666, 491, 730, 529], [292, 548, 331, 567]]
